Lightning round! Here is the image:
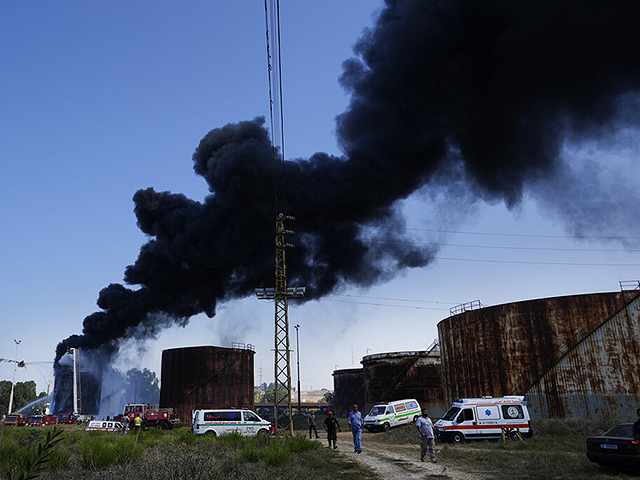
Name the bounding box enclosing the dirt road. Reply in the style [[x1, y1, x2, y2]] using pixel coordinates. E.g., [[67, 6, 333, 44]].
[[328, 431, 488, 480]]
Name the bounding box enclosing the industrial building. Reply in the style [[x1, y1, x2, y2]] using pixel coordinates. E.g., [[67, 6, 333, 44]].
[[159, 345, 255, 424], [333, 344, 445, 417], [438, 289, 640, 418], [332, 368, 365, 417]]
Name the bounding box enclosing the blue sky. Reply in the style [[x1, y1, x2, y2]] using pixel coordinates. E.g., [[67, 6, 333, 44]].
[[2, 1, 639, 396]]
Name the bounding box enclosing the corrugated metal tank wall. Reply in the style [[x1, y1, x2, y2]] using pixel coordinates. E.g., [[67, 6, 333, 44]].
[[159, 346, 254, 425], [437, 291, 640, 418], [525, 294, 640, 418], [361, 351, 445, 417], [332, 368, 365, 417]]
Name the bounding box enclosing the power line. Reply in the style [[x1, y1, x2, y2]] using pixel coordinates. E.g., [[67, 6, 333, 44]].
[[315, 233, 640, 253], [335, 294, 459, 305], [325, 298, 449, 311], [297, 218, 640, 241]]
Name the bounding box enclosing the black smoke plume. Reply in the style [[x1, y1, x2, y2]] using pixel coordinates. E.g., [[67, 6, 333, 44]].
[[53, 0, 640, 412]]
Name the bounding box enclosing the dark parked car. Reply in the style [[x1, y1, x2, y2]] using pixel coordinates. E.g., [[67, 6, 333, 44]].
[[586, 423, 639, 469]]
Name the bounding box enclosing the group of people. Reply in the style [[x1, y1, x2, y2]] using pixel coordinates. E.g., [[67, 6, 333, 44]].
[[119, 414, 143, 435], [308, 404, 437, 463]]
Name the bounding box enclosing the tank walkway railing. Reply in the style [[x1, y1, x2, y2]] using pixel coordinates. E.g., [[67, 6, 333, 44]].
[[449, 300, 484, 316], [620, 280, 640, 291], [231, 342, 256, 351]]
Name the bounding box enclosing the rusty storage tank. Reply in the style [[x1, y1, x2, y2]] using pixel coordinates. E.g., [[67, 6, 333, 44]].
[[361, 346, 445, 417], [438, 290, 640, 418], [332, 368, 365, 417], [159, 345, 255, 425]]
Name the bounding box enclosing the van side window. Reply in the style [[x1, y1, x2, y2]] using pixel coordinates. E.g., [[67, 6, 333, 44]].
[[209, 411, 239, 421], [395, 404, 406, 412], [405, 401, 418, 409], [456, 408, 474, 423], [501, 405, 524, 419], [244, 412, 260, 422], [386, 406, 394, 414]]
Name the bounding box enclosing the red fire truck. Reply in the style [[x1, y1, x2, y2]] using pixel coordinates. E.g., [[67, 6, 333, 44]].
[[56, 413, 77, 424], [117, 403, 179, 430], [26, 415, 58, 426]]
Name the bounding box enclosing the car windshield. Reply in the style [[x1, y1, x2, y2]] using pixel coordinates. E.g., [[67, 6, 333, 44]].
[[604, 424, 633, 438], [441, 407, 461, 421], [369, 406, 386, 416]]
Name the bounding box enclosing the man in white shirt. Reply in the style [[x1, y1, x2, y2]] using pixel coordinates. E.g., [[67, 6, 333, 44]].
[[416, 409, 436, 463]]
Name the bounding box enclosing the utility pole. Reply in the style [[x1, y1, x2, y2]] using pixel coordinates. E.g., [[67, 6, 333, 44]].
[[255, 214, 305, 435], [7, 339, 22, 414], [294, 324, 301, 410], [67, 347, 79, 416]]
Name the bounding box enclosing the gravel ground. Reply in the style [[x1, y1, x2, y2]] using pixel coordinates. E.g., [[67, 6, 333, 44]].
[[323, 431, 492, 480]]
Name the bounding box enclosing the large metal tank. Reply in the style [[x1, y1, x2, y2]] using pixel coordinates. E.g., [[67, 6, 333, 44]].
[[332, 368, 365, 417], [438, 290, 640, 418], [159, 345, 255, 425], [361, 347, 445, 417]]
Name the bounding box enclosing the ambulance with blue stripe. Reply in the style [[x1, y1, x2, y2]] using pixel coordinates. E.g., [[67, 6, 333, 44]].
[[192, 409, 271, 437], [434, 396, 532, 443], [364, 399, 422, 432]]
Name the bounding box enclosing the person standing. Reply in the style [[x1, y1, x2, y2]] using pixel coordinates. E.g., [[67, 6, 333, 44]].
[[416, 409, 436, 463], [348, 404, 363, 453], [308, 412, 320, 439], [323, 411, 341, 449], [134, 415, 142, 431]]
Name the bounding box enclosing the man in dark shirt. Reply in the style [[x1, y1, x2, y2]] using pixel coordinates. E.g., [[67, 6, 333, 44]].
[[323, 411, 342, 449]]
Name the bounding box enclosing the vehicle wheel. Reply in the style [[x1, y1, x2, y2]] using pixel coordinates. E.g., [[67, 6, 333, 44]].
[[256, 429, 269, 438], [383, 423, 391, 432], [159, 421, 169, 430], [451, 432, 464, 444], [205, 430, 217, 437]]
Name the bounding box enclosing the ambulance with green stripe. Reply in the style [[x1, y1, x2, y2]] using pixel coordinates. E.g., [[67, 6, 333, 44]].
[[364, 399, 421, 432], [192, 409, 271, 437]]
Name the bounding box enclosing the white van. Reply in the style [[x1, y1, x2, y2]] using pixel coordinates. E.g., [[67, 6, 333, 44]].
[[434, 396, 532, 443], [85, 420, 123, 432], [364, 399, 422, 432], [192, 409, 271, 437]]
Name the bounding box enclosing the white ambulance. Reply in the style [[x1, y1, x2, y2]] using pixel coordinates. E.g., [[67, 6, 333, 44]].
[[192, 409, 271, 437], [85, 420, 124, 432], [434, 396, 532, 443], [363, 399, 422, 432]]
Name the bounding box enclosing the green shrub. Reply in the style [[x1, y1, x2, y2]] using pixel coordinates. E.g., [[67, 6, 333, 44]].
[[77, 434, 143, 469], [0, 442, 28, 478]]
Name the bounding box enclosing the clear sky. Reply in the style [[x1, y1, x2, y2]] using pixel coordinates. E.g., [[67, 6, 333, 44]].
[[2, 1, 639, 397]]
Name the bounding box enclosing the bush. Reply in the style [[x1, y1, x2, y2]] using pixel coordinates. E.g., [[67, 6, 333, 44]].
[[77, 434, 143, 469]]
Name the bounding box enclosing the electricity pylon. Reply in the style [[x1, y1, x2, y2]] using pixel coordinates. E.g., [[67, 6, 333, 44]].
[[255, 213, 305, 435]]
